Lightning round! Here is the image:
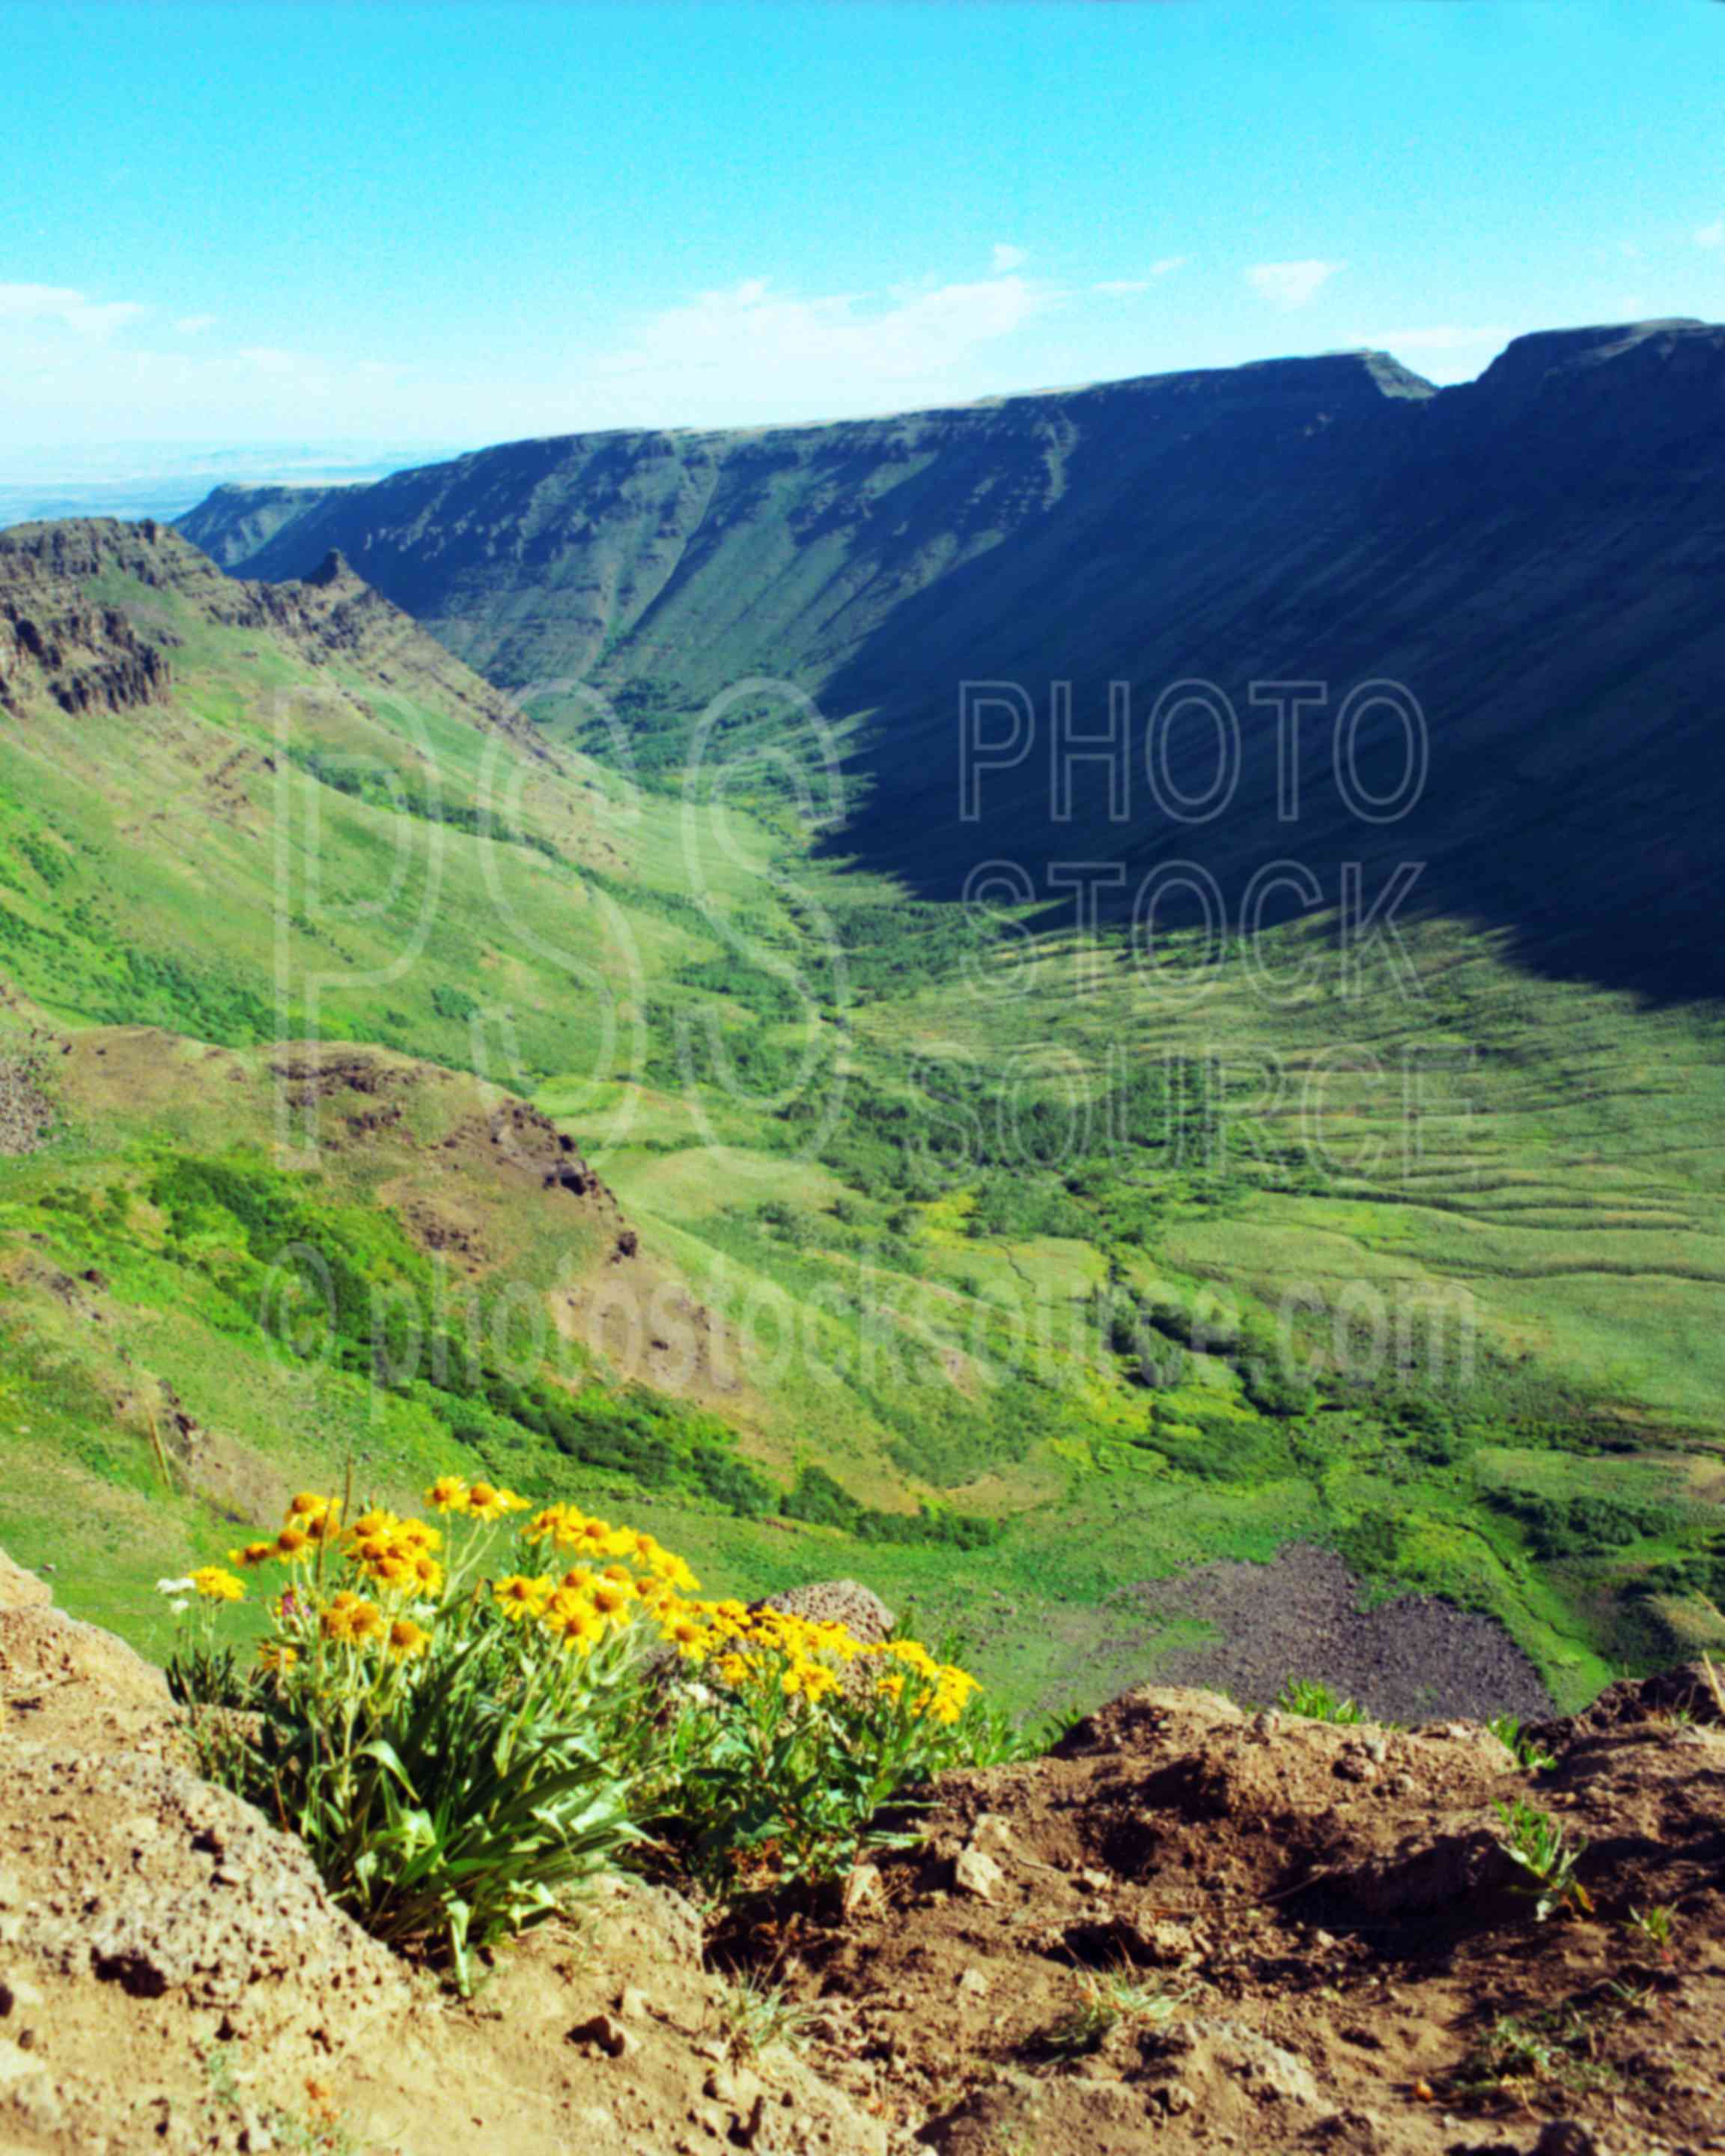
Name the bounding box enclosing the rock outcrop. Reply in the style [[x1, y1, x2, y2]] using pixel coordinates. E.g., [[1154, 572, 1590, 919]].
[[0, 1548, 886, 2155], [734, 1677, 1725, 2153], [0, 520, 549, 761]]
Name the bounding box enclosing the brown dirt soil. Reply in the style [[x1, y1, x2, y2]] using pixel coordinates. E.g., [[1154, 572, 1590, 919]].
[[723, 1682, 1725, 2156], [0, 1547, 886, 2155], [52, 1028, 759, 1421], [7, 1544, 1725, 2156]]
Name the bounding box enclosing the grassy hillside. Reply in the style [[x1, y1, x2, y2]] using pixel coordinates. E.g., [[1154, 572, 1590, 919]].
[[4, 517, 1724, 1716]]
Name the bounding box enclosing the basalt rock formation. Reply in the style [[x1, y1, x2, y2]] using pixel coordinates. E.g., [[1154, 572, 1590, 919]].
[[0, 522, 546, 760]]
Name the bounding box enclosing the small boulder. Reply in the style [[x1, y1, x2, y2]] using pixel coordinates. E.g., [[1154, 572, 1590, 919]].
[[952, 1846, 1006, 1901]]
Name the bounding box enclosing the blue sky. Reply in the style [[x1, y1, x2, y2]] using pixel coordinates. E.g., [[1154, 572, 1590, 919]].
[[2, 0, 1723, 457]]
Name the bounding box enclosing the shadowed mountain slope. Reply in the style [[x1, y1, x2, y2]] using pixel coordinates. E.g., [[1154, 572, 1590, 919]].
[[178, 347, 1436, 694], [180, 320, 1725, 999]]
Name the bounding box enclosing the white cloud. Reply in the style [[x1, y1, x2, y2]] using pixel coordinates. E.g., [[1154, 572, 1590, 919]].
[[1365, 325, 1511, 353], [991, 243, 1026, 274], [1247, 259, 1343, 309], [175, 314, 217, 335], [1094, 257, 1189, 296], [1697, 219, 1724, 250], [237, 346, 303, 375], [0, 282, 144, 339], [593, 273, 1049, 413]]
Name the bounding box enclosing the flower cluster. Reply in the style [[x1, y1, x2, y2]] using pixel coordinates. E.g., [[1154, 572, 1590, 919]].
[[428, 1476, 529, 1523], [213, 1482, 719, 1682], [870, 1636, 982, 1725], [170, 1465, 1003, 1970], [155, 1566, 246, 1615], [190, 1564, 246, 1603], [200, 1479, 982, 1730], [499, 1503, 709, 1661], [690, 1602, 981, 1722]]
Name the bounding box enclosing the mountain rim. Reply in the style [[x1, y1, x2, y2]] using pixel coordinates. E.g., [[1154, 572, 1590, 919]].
[[179, 320, 1725, 998]]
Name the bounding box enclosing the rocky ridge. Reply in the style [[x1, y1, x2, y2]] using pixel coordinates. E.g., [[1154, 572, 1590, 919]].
[[0, 521, 548, 762]]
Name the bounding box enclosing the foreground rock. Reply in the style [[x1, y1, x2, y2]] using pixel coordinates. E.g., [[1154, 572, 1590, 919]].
[[7, 1544, 1725, 2155], [729, 1681, 1725, 2155], [0, 1548, 885, 2155]]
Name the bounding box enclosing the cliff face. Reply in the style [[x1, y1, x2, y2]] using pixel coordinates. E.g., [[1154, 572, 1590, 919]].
[[177, 320, 1725, 997], [176, 347, 1438, 696], [0, 520, 544, 757], [0, 521, 181, 717], [175, 321, 1725, 713]]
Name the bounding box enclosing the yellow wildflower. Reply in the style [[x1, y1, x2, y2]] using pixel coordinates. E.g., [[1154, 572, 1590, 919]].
[[543, 1589, 605, 1653], [257, 1640, 297, 1674], [493, 1574, 553, 1621], [386, 1616, 431, 1660], [322, 1593, 384, 1643], [189, 1565, 245, 1603], [275, 1525, 313, 1563], [369, 1553, 416, 1593], [663, 1612, 711, 1661], [647, 1547, 699, 1594], [588, 1575, 636, 1630], [426, 1476, 469, 1513], [230, 1541, 276, 1568]]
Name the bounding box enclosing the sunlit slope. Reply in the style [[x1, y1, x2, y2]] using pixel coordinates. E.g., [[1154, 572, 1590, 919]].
[[565, 873, 1725, 1708], [0, 1023, 770, 1662], [0, 524, 1177, 1675], [0, 520, 761, 1084], [848, 907, 1725, 1434]]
